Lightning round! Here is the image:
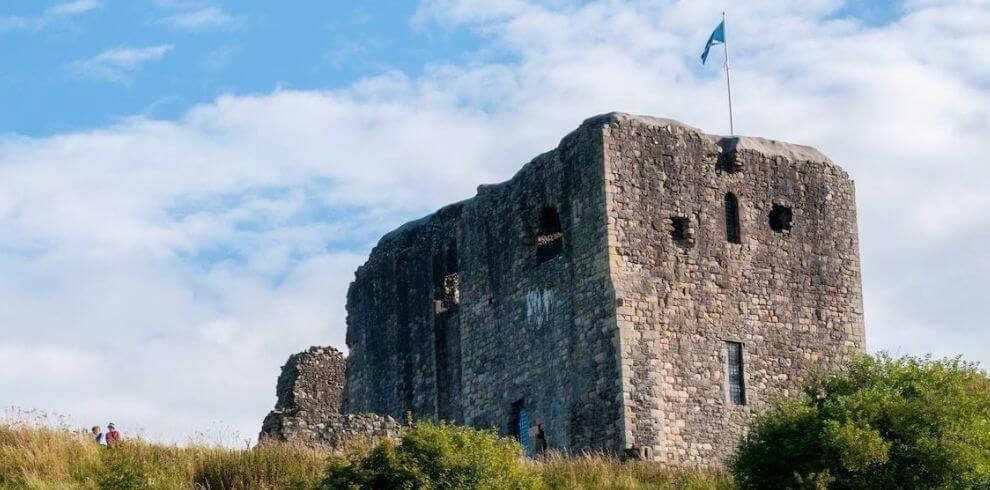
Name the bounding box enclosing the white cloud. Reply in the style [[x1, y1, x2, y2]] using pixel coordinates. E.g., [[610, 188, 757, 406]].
[[68, 45, 174, 82], [0, 0, 101, 31], [163, 6, 242, 31], [1, 0, 988, 444], [46, 0, 102, 17]]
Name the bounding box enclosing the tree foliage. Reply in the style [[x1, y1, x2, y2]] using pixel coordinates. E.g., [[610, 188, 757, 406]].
[[732, 353, 990, 489]]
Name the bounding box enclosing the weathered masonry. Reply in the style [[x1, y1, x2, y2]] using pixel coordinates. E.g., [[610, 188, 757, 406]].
[[342, 113, 865, 467]]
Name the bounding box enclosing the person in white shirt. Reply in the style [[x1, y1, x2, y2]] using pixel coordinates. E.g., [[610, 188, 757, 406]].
[[91, 425, 106, 446]]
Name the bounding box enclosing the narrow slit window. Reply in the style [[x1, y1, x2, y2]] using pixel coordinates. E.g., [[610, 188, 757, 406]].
[[724, 193, 741, 244], [727, 341, 746, 405], [769, 204, 793, 233], [536, 207, 563, 262]]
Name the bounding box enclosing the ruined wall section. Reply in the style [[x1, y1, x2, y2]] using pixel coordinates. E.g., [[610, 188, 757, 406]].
[[260, 346, 401, 451], [344, 121, 625, 454], [601, 114, 865, 466], [273, 346, 346, 415]]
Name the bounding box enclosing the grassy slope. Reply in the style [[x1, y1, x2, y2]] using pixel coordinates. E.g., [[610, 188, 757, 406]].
[[0, 424, 731, 489]]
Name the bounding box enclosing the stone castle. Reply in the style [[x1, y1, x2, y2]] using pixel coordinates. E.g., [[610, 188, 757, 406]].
[[263, 112, 866, 467]]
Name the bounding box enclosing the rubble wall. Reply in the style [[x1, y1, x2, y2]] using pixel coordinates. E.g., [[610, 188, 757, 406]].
[[260, 346, 400, 450]]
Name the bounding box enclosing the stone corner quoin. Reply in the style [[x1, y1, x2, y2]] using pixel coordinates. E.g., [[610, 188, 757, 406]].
[[338, 111, 865, 467]]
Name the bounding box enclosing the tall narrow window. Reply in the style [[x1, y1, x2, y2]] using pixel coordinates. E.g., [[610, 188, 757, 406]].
[[724, 193, 741, 244], [536, 207, 563, 262], [726, 341, 746, 405]]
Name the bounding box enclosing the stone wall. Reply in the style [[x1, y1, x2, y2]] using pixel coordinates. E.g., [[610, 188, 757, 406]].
[[260, 411, 401, 450], [273, 346, 345, 416], [344, 120, 625, 454], [601, 114, 865, 466], [260, 346, 401, 450]]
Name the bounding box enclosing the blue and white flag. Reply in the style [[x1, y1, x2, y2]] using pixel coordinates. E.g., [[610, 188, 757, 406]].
[[700, 20, 725, 64]]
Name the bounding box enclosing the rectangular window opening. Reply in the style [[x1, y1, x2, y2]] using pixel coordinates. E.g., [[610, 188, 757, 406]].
[[724, 193, 742, 244], [433, 248, 459, 314], [670, 217, 693, 246], [536, 207, 564, 262], [727, 341, 746, 405], [769, 203, 793, 233]]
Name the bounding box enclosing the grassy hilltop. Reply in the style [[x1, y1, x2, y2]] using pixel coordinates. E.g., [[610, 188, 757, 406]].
[[0, 421, 728, 489], [4, 354, 988, 489]]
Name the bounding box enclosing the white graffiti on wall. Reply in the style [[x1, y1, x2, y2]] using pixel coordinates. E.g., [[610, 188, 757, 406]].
[[525, 288, 554, 326]]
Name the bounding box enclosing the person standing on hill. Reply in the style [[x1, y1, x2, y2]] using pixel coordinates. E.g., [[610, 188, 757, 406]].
[[105, 423, 121, 446], [91, 425, 106, 446]]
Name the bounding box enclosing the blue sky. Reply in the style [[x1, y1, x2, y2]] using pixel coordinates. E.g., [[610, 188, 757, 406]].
[[1, 0, 988, 444], [1, 0, 495, 135], [1, 0, 904, 136]]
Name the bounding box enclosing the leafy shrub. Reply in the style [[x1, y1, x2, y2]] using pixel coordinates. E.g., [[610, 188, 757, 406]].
[[732, 353, 990, 489], [321, 421, 541, 489]]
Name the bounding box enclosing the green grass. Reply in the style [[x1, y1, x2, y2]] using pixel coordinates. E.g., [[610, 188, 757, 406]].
[[0, 423, 730, 489]]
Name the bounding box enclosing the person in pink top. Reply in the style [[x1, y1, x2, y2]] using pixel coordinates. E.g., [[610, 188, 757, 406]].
[[105, 423, 121, 446]]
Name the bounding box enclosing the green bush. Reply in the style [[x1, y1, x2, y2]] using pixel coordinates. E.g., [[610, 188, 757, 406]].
[[732, 353, 990, 489], [321, 421, 541, 489]]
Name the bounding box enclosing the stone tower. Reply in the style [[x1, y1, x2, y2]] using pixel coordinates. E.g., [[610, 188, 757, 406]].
[[342, 113, 865, 466]]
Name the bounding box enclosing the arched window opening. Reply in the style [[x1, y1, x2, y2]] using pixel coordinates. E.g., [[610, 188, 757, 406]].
[[769, 204, 793, 233], [724, 193, 742, 244], [537, 206, 563, 262]]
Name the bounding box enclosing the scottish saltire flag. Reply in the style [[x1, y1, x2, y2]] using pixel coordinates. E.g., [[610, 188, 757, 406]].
[[700, 20, 725, 64]]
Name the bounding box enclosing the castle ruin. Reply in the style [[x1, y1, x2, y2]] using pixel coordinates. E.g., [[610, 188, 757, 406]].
[[259, 346, 400, 449], [335, 112, 864, 466]]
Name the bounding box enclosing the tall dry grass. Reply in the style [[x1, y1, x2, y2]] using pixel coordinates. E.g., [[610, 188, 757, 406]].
[[536, 452, 732, 490], [0, 423, 327, 489], [1, 410, 732, 489]]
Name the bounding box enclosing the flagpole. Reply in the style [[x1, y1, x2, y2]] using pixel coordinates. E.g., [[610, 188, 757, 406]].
[[722, 12, 735, 135]]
